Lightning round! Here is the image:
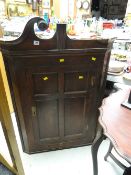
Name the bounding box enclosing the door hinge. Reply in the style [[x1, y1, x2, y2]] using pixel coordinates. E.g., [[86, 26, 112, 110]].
[[32, 106, 36, 117]]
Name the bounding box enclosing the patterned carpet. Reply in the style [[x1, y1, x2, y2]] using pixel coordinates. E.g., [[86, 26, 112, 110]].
[[0, 163, 15, 175]]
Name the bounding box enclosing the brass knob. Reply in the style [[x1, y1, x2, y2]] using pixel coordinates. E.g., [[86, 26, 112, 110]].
[[42, 76, 48, 81], [91, 57, 96, 61], [78, 75, 84, 80], [59, 58, 64, 63]]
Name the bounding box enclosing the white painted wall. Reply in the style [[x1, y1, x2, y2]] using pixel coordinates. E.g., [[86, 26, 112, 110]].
[[60, 0, 68, 19], [126, 0, 131, 15]]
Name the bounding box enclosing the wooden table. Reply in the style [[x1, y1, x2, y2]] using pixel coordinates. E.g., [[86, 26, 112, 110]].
[[91, 89, 131, 175]]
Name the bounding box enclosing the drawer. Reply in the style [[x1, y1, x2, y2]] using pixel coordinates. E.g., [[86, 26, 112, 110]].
[[32, 72, 58, 95], [45, 54, 103, 67], [20, 53, 104, 68]]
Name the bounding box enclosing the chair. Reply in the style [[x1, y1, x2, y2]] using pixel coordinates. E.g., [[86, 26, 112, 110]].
[[104, 141, 131, 170]]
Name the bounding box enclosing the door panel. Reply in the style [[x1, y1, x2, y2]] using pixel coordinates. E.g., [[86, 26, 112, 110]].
[[35, 99, 59, 141], [64, 97, 86, 137], [32, 73, 58, 95], [64, 72, 88, 92]]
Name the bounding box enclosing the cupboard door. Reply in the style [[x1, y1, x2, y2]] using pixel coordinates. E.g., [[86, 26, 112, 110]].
[[62, 69, 100, 144], [63, 70, 91, 142], [31, 71, 61, 147], [15, 68, 61, 152]]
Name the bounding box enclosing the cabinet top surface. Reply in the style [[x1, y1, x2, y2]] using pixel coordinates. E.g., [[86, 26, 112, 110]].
[[0, 17, 111, 52]]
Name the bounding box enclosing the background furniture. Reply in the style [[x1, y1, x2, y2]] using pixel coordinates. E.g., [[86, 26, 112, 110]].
[[0, 17, 112, 153], [92, 89, 131, 175], [99, 0, 128, 19]]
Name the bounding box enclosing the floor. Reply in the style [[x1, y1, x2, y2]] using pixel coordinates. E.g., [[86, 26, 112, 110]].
[[0, 113, 129, 175], [0, 163, 15, 175]]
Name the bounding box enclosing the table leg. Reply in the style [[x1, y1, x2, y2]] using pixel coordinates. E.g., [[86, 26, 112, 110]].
[[91, 124, 105, 175]]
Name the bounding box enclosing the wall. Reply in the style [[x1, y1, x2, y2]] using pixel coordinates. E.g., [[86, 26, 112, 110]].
[[53, 0, 60, 18], [53, 0, 73, 19], [125, 0, 131, 16], [53, 0, 92, 20]]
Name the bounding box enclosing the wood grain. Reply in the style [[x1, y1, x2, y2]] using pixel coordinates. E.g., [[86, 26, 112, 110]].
[[99, 89, 131, 161]]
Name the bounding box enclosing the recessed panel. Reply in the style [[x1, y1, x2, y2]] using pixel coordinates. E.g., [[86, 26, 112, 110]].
[[36, 100, 59, 140], [32, 73, 58, 94], [64, 97, 85, 136], [64, 72, 88, 92]]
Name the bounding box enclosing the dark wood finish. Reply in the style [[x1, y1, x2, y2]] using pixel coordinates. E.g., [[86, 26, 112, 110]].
[[91, 124, 106, 175], [92, 89, 131, 175], [0, 17, 112, 153]]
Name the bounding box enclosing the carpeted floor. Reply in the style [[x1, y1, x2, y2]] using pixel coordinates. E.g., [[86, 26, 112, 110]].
[[0, 163, 15, 175]]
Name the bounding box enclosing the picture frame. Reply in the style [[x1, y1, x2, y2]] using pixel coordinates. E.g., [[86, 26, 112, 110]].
[[7, 3, 29, 17], [14, 0, 26, 3], [0, 0, 6, 16]]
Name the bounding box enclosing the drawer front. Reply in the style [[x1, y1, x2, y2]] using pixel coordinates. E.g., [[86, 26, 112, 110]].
[[51, 54, 103, 67], [15, 53, 105, 69]]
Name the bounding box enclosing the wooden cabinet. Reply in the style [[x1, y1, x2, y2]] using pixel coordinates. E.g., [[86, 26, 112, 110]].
[[0, 17, 112, 153]]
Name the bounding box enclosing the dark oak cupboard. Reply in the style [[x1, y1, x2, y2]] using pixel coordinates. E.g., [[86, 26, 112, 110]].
[[0, 17, 112, 153]]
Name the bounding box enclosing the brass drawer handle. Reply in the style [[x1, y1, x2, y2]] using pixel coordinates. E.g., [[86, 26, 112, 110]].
[[78, 75, 84, 80], [59, 58, 64, 63], [42, 76, 48, 81], [91, 57, 96, 61]]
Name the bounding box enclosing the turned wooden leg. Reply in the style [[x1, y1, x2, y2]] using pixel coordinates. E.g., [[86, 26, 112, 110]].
[[91, 124, 105, 175], [104, 141, 113, 161]]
